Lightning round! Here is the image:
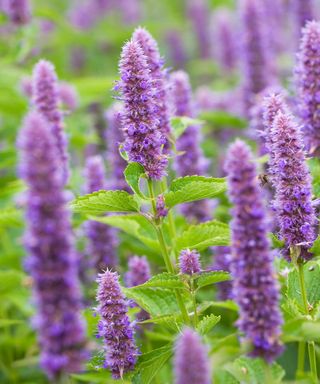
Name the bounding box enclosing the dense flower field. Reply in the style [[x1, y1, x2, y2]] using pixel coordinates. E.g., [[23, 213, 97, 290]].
[[2, 0, 320, 383]]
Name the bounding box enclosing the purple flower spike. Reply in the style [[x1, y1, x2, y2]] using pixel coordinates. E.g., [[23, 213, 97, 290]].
[[105, 103, 128, 191], [118, 40, 168, 180], [132, 27, 171, 151], [17, 111, 86, 379], [225, 139, 283, 362], [295, 21, 320, 155], [125, 255, 151, 288], [32, 60, 69, 185], [212, 9, 238, 72], [270, 112, 316, 260], [179, 249, 201, 275], [174, 328, 210, 384], [96, 270, 139, 379], [4, 0, 31, 25], [84, 156, 118, 271], [262, 91, 288, 173], [187, 0, 211, 59], [239, 0, 275, 113], [170, 70, 210, 222], [292, 0, 315, 37]]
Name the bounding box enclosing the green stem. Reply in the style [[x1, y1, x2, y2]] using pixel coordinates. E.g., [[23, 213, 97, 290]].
[[147, 179, 190, 325], [160, 179, 176, 244], [191, 279, 198, 327], [296, 341, 306, 379], [297, 261, 318, 383]]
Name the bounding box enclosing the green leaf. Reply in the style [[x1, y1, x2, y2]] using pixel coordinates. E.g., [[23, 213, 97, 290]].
[[71, 190, 139, 214], [225, 357, 285, 384], [170, 116, 204, 139], [0, 319, 23, 328], [176, 221, 230, 252], [132, 344, 173, 384], [164, 176, 226, 208], [137, 273, 185, 289], [287, 261, 320, 310], [198, 300, 238, 313], [310, 235, 320, 256], [90, 214, 159, 250], [195, 271, 231, 289], [269, 233, 285, 249], [124, 162, 147, 199], [197, 314, 221, 335], [200, 110, 247, 129], [0, 208, 23, 228], [122, 287, 179, 317], [0, 270, 25, 295]]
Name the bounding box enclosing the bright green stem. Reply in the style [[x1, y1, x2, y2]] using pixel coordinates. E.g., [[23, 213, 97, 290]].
[[297, 262, 318, 383], [191, 279, 198, 327], [147, 179, 190, 325], [160, 179, 177, 245]]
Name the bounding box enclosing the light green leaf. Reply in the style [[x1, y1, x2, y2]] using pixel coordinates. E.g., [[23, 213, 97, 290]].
[[0, 270, 25, 295], [124, 162, 147, 199], [122, 287, 179, 317], [132, 344, 173, 384], [0, 208, 23, 228], [200, 110, 247, 129], [195, 271, 231, 289], [287, 261, 320, 311], [170, 116, 204, 139], [310, 235, 320, 256], [90, 214, 159, 250], [138, 273, 185, 289], [0, 319, 23, 328], [198, 300, 238, 313], [164, 176, 226, 208], [225, 357, 285, 384], [176, 221, 230, 252], [71, 190, 139, 214], [197, 314, 221, 335]]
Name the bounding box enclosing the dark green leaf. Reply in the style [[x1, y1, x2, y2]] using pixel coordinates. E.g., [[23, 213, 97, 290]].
[[137, 273, 185, 289], [195, 271, 231, 289]]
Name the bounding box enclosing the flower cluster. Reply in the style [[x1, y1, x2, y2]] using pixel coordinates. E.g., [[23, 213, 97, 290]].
[[84, 156, 118, 271], [270, 112, 316, 260], [133, 27, 171, 151], [225, 139, 283, 361], [118, 40, 168, 179], [174, 328, 210, 384], [17, 111, 86, 379], [96, 270, 139, 378], [3, 0, 31, 24], [32, 60, 69, 184], [179, 249, 201, 275], [295, 21, 320, 155]]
